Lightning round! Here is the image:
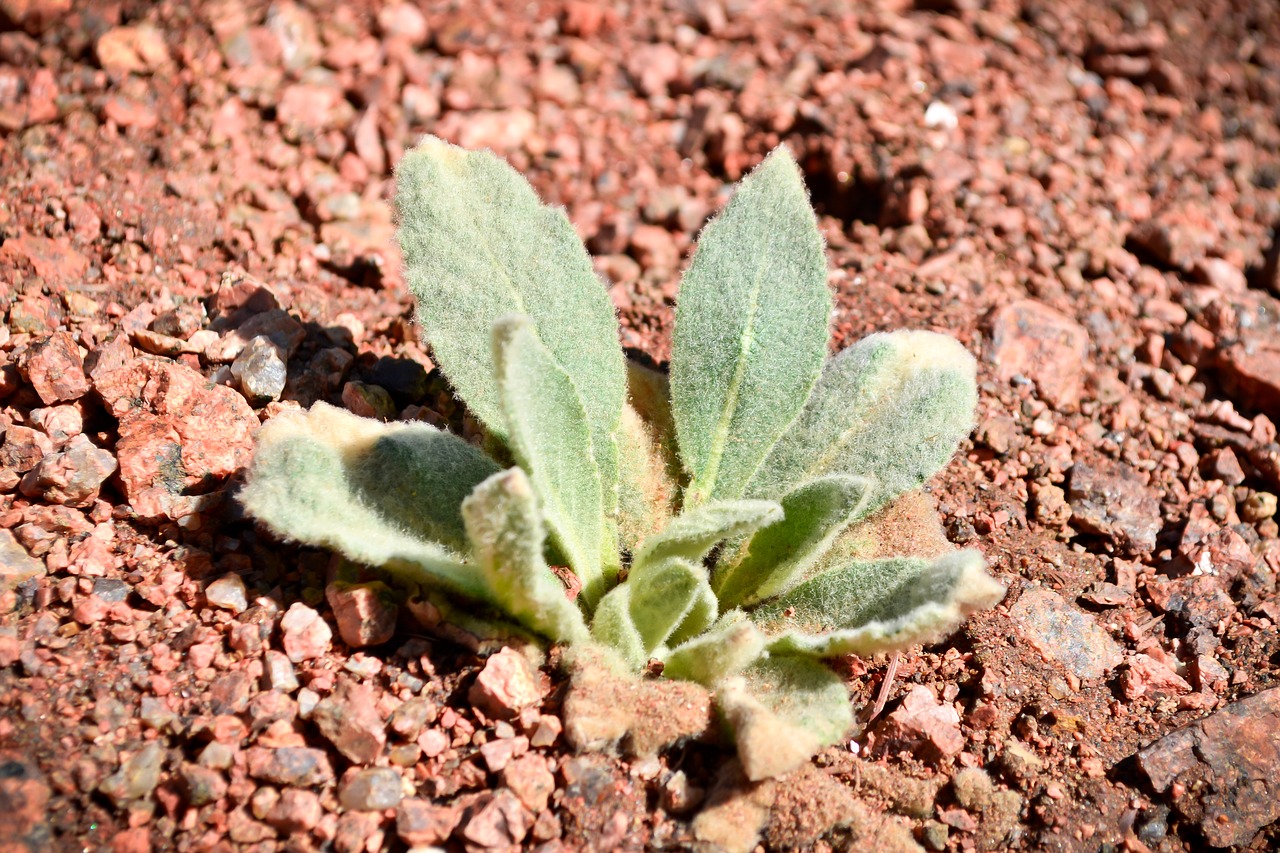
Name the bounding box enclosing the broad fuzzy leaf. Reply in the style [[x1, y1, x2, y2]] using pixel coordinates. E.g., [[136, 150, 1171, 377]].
[[630, 499, 782, 580], [714, 475, 873, 610], [627, 557, 707, 655], [462, 468, 590, 645], [395, 136, 624, 550], [663, 576, 719, 649], [616, 404, 677, 555], [747, 330, 978, 513], [240, 404, 490, 601], [663, 612, 766, 685], [718, 656, 853, 781], [670, 147, 831, 506], [493, 316, 605, 605], [753, 550, 1005, 657], [590, 584, 646, 669]]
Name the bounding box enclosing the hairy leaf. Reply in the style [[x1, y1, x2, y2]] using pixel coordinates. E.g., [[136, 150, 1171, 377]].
[[627, 557, 707, 655], [748, 330, 978, 513], [663, 611, 766, 685], [396, 136, 624, 551], [664, 576, 719, 650], [493, 316, 605, 604], [616, 403, 677, 555], [463, 468, 590, 645], [630, 499, 782, 580], [753, 550, 1005, 656], [240, 404, 489, 601], [714, 474, 873, 610], [590, 584, 645, 669], [670, 147, 831, 506], [718, 656, 852, 781]]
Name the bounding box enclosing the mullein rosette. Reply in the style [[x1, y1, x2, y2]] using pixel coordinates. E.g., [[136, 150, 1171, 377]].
[[240, 137, 1004, 780]]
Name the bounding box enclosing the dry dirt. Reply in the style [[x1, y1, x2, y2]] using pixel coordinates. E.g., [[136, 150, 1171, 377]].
[[2, 0, 1279, 851]]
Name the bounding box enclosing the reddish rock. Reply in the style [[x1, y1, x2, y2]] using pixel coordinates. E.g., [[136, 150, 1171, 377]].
[[1067, 460, 1163, 553], [95, 25, 169, 75], [333, 810, 385, 853], [629, 224, 680, 275], [311, 680, 386, 764], [1217, 333, 1280, 422], [326, 581, 397, 648], [19, 332, 90, 404], [1120, 654, 1193, 700], [0, 528, 44, 591], [0, 752, 50, 851], [479, 734, 528, 773], [19, 434, 117, 506], [264, 787, 321, 832], [396, 798, 461, 846], [279, 602, 331, 662], [0, 234, 89, 285], [461, 790, 533, 848], [1137, 687, 1280, 847], [502, 753, 554, 813], [1200, 446, 1246, 486], [988, 299, 1090, 411], [878, 685, 964, 761], [1, 424, 52, 474], [338, 767, 403, 811], [1010, 586, 1124, 681], [469, 647, 546, 720], [94, 358, 256, 520], [244, 746, 334, 787]]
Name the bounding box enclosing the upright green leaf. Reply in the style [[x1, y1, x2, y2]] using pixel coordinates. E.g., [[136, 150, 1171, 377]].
[[462, 468, 590, 645], [616, 404, 677, 555], [718, 656, 853, 781], [590, 584, 645, 669], [663, 611, 766, 685], [670, 146, 831, 507], [630, 499, 781, 581], [714, 475, 873, 610], [752, 550, 1005, 657], [747, 330, 978, 513], [493, 316, 605, 605], [395, 137, 624, 559], [240, 405, 489, 602], [627, 557, 706, 655]]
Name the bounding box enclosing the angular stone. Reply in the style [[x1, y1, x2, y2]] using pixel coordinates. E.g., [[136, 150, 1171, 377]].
[[1067, 460, 1163, 553], [244, 746, 334, 787], [988, 299, 1090, 411], [327, 581, 397, 648], [461, 790, 532, 848], [179, 763, 227, 807], [469, 647, 545, 720], [879, 685, 964, 761], [1137, 687, 1280, 847], [1217, 332, 1280, 423], [1009, 586, 1124, 681], [231, 335, 288, 405], [19, 331, 90, 404], [18, 434, 116, 506], [204, 574, 248, 614], [312, 680, 385, 764], [502, 753, 554, 813], [339, 767, 404, 811], [0, 529, 44, 590], [279, 602, 331, 662], [396, 798, 461, 847], [98, 742, 164, 805]]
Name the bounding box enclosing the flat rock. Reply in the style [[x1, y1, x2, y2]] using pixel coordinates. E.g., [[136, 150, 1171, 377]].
[[1217, 331, 1280, 423], [1137, 687, 1280, 847], [19, 331, 90, 404], [339, 767, 404, 811], [1009, 586, 1124, 680], [94, 358, 256, 520], [879, 685, 964, 761], [988, 299, 1090, 411], [0, 528, 45, 591], [244, 746, 334, 787], [1067, 460, 1163, 553]]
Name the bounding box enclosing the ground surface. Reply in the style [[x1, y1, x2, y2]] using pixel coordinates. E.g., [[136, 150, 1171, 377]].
[[1, 0, 1279, 851]]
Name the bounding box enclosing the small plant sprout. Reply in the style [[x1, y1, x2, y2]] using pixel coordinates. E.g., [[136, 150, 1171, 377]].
[[240, 136, 1005, 780]]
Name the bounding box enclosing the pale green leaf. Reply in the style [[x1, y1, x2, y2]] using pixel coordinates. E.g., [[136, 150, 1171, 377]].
[[239, 404, 488, 601], [630, 499, 781, 582], [627, 557, 706, 655], [462, 468, 590, 645], [493, 316, 605, 605], [670, 146, 831, 506], [395, 136, 624, 551], [747, 330, 978, 513], [714, 474, 873, 610], [718, 656, 852, 781], [753, 550, 1005, 657], [590, 584, 645, 669], [616, 403, 677, 555], [662, 611, 766, 685], [664, 580, 719, 649]]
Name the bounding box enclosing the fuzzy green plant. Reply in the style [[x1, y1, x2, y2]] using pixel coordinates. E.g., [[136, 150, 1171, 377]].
[[240, 137, 1004, 780]]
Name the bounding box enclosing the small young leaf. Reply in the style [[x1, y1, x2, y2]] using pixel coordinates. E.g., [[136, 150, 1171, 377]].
[[630, 500, 782, 581], [714, 474, 873, 610], [590, 584, 646, 669], [670, 146, 831, 506], [752, 550, 1005, 657], [240, 406, 489, 602], [616, 403, 677, 555], [664, 580, 719, 649], [493, 316, 605, 605], [396, 136, 624, 557], [747, 330, 978, 513], [718, 656, 853, 781], [462, 468, 590, 645], [627, 557, 707, 655], [662, 611, 766, 685]]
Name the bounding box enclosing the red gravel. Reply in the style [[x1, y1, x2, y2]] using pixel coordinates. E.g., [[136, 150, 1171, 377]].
[[2, 0, 1279, 850]]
